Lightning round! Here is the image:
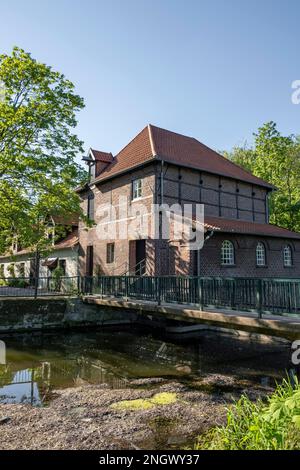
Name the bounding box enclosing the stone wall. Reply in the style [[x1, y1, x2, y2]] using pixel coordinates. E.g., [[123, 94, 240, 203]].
[[0, 298, 138, 333]]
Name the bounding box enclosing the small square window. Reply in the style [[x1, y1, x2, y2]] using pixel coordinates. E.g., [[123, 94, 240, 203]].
[[106, 243, 115, 264], [132, 179, 142, 200]]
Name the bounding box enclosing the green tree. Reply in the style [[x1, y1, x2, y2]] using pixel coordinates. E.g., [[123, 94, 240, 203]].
[[0, 47, 87, 254], [223, 143, 256, 173], [224, 122, 300, 232]]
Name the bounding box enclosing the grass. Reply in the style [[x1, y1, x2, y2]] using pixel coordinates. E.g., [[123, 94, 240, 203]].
[[111, 392, 177, 411], [194, 376, 300, 450]]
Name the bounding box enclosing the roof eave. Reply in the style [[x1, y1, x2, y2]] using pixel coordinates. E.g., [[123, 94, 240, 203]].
[[93, 158, 157, 185], [214, 227, 300, 240]]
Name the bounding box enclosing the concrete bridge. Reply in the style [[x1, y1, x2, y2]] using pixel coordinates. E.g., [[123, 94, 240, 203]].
[[83, 296, 300, 341]]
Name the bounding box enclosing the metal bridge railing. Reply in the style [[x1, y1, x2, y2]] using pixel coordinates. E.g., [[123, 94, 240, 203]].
[[1, 275, 300, 317], [83, 275, 300, 317], [0, 276, 80, 298]]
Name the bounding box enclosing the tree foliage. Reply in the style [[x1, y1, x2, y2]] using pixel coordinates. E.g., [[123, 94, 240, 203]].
[[0, 47, 86, 253], [224, 122, 300, 232]]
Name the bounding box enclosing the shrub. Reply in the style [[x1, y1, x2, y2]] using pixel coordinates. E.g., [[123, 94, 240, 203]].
[[194, 377, 300, 450], [0, 265, 4, 279], [7, 263, 15, 277], [7, 279, 29, 288], [51, 266, 65, 291]]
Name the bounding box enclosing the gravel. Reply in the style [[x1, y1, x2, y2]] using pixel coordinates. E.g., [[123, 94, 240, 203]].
[[0, 375, 272, 450]]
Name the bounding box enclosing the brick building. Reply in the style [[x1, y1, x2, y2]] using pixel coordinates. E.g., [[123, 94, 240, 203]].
[[78, 125, 300, 277]]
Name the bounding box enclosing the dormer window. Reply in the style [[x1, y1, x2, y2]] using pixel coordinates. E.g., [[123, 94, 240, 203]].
[[132, 178, 142, 200], [90, 162, 96, 179], [82, 149, 113, 181]]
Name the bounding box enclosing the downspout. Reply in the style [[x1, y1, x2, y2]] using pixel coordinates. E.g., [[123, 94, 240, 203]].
[[160, 159, 164, 205], [159, 160, 164, 275], [265, 189, 273, 224], [265, 188, 277, 224]]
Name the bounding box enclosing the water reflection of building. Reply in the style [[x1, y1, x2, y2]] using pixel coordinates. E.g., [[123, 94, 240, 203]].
[[0, 367, 45, 405], [0, 358, 129, 405]]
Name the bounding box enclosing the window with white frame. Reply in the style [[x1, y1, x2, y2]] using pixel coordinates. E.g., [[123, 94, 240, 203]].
[[256, 242, 266, 266], [283, 245, 293, 267], [221, 240, 235, 265], [132, 178, 142, 200]]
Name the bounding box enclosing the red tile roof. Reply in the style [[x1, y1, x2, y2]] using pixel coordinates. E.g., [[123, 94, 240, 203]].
[[93, 124, 274, 189], [52, 215, 79, 226], [203, 216, 300, 239], [91, 149, 113, 163], [0, 230, 79, 259], [53, 228, 79, 250], [94, 126, 154, 182]]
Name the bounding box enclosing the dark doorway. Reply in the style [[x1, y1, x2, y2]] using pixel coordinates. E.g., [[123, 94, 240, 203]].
[[86, 245, 94, 276], [135, 240, 146, 275]]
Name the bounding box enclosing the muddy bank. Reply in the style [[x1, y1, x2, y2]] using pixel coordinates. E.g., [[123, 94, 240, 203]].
[[0, 375, 273, 450]]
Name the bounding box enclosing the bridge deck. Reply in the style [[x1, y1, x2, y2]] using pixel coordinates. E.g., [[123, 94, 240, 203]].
[[83, 296, 300, 341]]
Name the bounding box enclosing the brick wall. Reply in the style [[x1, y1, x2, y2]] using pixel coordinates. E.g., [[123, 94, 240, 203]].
[[78, 164, 156, 275], [159, 163, 268, 224], [79, 159, 300, 278], [199, 233, 300, 278], [157, 233, 300, 278]]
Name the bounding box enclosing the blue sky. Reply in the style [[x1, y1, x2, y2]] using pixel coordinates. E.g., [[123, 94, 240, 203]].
[[1, 0, 299, 158]]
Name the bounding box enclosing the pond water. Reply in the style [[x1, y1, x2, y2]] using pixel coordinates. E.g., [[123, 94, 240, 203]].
[[0, 326, 292, 406]]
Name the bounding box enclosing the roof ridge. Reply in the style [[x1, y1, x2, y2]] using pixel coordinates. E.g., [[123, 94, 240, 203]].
[[91, 148, 112, 154], [149, 123, 195, 141], [148, 124, 157, 157], [116, 125, 150, 158]]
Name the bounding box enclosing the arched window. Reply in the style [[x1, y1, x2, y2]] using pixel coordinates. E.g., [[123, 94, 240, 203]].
[[221, 240, 235, 265], [283, 245, 293, 267], [256, 242, 266, 266]]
